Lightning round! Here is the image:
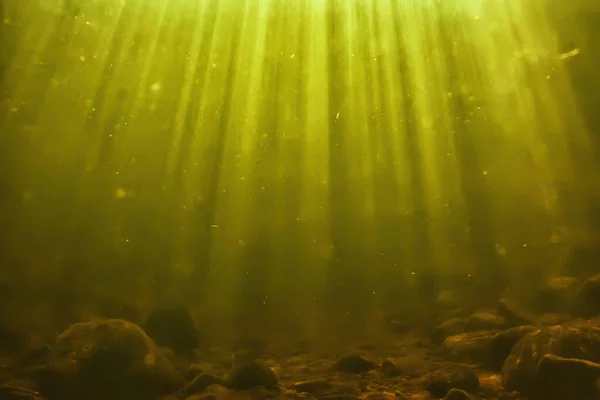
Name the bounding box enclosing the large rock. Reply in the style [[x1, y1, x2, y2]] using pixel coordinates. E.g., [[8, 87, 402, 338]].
[[432, 311, 508, 346], [536, 354, 600, 399], [502, 323, 600, 397], [572, 273, 600, 318], [562, 244, 600, 280], [465, 311, 507, 331], [537, 313, 573, 326], [485, 326, 539, 371], [35, 319, 185, 400], [442, 330, 499, 362]]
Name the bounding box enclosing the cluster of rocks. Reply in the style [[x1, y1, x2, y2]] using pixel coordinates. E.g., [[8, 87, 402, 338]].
[[430, 270, 600, 399], [1, 270, 600, 400]]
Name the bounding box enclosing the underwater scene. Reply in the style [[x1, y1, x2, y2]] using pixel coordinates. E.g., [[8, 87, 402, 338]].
[[1, 0, 600, 399]]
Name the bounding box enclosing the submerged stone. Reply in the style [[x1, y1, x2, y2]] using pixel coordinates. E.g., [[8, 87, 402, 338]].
[[537, 313, 573, 326], [226, 360, 278, 390], [563, 244, 600, 280], [502, 323, 600, 396], [465, 311, 507, 331], [335, 355, 376, 374], [182, 373, 226, 396], [36, 319, 185, 400], [442, 330, 499, 362], [573, 273, 600, 318], [485, 326, 539, 371], [536, 354, 600, 400], [423, 368, 479, 398]]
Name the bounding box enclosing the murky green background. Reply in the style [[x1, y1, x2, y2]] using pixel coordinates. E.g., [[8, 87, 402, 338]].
[[1, 0, 599, 347]]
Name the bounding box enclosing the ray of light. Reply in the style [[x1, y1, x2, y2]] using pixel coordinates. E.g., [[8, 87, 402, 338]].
[[0, 0, 596, 341]]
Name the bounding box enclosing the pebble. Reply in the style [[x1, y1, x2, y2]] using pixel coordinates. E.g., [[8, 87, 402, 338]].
[[335, 355, 377, 374], [227, 360, 279, 390]]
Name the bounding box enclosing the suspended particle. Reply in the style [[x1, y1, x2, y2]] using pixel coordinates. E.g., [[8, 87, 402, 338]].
[[495, 243, 506, 256], [115, 187, 128, 198], [150, 82, 161, 92]]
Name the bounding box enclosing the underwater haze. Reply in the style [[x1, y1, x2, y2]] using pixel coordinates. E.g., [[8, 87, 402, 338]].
[[1, 1, 600, 399]]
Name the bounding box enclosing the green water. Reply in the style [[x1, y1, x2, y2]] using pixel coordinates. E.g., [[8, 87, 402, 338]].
[[0, 0, 599, 348]]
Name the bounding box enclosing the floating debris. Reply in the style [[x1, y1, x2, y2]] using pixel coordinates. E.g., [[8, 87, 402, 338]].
[[558, 48, 581, 60], [150, 82, 161, 92]]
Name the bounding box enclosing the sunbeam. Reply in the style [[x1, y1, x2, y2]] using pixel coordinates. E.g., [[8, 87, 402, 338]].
[[0, 0, 598, 349]]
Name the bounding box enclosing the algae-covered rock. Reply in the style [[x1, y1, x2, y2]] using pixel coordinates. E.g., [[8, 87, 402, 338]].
[[502, 322, 600, 396], [37, 319, 185, 400]]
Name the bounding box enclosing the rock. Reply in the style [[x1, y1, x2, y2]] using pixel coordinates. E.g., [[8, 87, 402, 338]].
[[563, 244, 600, 280], [8, 342, 51, 372], [226, 360, 278, 390], [465, 311, 507, 331], [423, 368, 479, 398], [442, 330, 499, 362], [485, 326, 539, 371], [477, 373, 506, 399], [186, 362, 213, 381], [537, 313, 573, 326], [536, 354, 600, 400], [143, 302, 200, 353], [433, 313, 508, 346], [496, 297, 537, 327], [443, 388, 473, 400], [36, 319, 185, 400], [573, 273, 600, 317], [533, 276, 580, 314], [380, 358, 402, 377], [335, 355, 376, 374], [448, 369, 479, 393], [205, 384, 229, 394], [436, 290, 463, 311], [423, 373, 451, 398], [431, 318, 468, 345], [502, 323, 600, 396], [292, 378, 333, 395], [182, 373, 226, 396]]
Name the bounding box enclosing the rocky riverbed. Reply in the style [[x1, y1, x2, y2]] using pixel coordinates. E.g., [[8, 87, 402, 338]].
[[2, 272, 600, 400]]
